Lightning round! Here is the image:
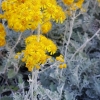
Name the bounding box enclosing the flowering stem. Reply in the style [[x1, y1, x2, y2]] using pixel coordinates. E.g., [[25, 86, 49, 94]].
[[64, 12, 76, 61], [74, 11, 82, 19], [5, 32, 23, 69], [31, 70, 34, 100], [39, 63, 57, 74], [30, 69, 38, 100]]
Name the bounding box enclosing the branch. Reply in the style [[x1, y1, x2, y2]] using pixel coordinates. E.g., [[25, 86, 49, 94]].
[[70, 28, 100, 61], [64, 12, 76, 60]]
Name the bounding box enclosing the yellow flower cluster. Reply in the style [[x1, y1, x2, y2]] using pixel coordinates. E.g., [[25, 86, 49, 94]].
[[59, 64, 67, 69], [0, 0, 66, 32], [0, 23, 6, 46], [63, 0, 74, 5], [41, 21, 52, 34], [56, 55, 67, 69], [20, 35, 57, 71], [63, 0, 84, 11], [56, 55, 64, 63]]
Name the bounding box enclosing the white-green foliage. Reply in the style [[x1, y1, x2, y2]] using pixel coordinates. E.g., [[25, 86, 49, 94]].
[[0, 0, 100, 100]]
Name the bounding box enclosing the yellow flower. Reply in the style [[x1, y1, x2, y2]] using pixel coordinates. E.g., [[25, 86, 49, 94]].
[[40, 0, 49, 8], [53, 6, 66, 23], [1, 1, 8, 11], [63, 0, 84, 14], [69, 0, 84, 11], [74, 0, 84, 9], [0, 24, 6, 36], [17, 0, 26, 3], [20, 35, 57, 71], [36, 65, 41, 69], [56, 55, 64, 62], [0, 23, 6, 47], [63, 63, 67, 68], [41, 21, 52, 34], [0, 14, 4, 19], [1, 0, 66, 32], [63, 0, 74, 5], [59, 64, 67, 69], [0, 37, 6, 47], [59, 64, 63, 69], [44, 4, 57, 19]]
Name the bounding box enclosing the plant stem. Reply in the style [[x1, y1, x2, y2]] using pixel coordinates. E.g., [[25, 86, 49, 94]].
[[11, 32, 23, 53], [5, 32, 23, 69], [70, 28, 100, 61], [31, 69, 38, 100], [31, 70, 34, 100], [64, 12, 76, 61]]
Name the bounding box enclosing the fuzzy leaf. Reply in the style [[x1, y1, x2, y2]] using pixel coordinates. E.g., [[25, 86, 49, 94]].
[[1, 96, 13, 100], [8, 69, 17, 79]]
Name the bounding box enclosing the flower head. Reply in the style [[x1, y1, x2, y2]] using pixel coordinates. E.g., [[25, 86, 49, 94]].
[[63, 0, 74, 5], [1, 0, 66, 32], [41, 21, 52, 34], [59, 64, 67, 69], [63, 0, 84, 12], [19, 35, 57, 71], [0, 23, 6, 46]]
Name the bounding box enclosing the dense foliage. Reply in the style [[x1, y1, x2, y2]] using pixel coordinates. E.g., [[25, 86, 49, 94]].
[[0, 0, 100, 100]]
